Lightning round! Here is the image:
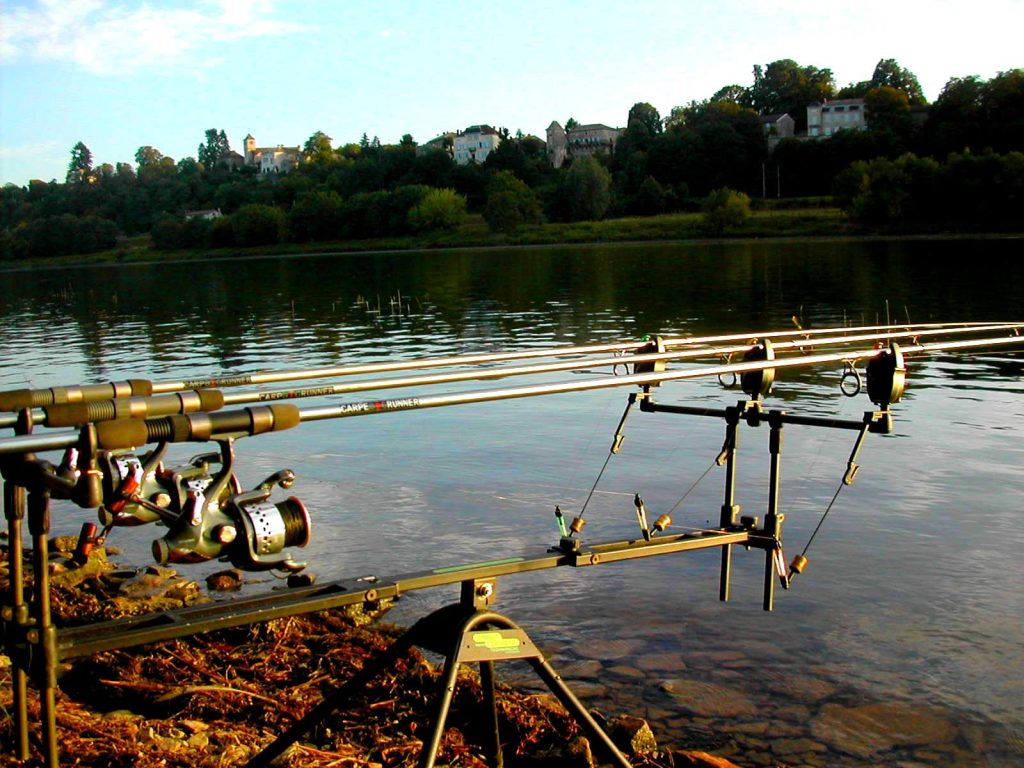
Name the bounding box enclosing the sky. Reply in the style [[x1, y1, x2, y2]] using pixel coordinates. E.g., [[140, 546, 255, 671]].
[[1, 0, 1022, 186]]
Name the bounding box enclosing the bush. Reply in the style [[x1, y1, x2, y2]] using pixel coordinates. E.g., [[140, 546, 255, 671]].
[[483, 171, 543, 233], [208, 216, 235, 248], [563, 156, 612, 221], [702, 187, 751, 234], [288, 190, 344, 242], [407, 188, 467, 232], [232, 204, 285, 247], [150, 214, 184, 250]]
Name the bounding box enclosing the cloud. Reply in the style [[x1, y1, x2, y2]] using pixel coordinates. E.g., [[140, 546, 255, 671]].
[[0, 0, 306, 75]]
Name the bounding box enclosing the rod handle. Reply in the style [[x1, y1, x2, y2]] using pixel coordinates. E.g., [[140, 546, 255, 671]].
[[44, 390, 224, 427], [96, 404, 300, 449], [0, 380, 153, 411]]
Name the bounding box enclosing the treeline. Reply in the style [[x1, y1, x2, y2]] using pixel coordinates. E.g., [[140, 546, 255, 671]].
[[835, 150, 1024, 230], [2, 60, 1023, 261]]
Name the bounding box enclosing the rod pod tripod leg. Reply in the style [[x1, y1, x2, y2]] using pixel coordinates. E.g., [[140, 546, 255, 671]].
[[244, 579, 632, 768], [3, 477, 30, 760]]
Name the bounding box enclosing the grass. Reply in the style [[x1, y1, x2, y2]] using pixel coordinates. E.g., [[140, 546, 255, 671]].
[[3, 207, 862, 270]]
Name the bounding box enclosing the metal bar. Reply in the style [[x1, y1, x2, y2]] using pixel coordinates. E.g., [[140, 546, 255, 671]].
[[27, 491, 59, 768], [529, 655, 633, 768], [720, 407, 741, 602], [56, 529, 755, 660], [3, 479, 30, 760], [763, 414, 784, 612], [645, 401, 870, 431]]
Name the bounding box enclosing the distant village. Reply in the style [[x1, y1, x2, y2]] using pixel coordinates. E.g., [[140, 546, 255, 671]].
[[235, 97, 887, 176]]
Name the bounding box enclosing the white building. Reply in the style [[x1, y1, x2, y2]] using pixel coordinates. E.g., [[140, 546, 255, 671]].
[[546, 121, 623, 168], [807, 99, 867, 138], [243, 134, 303, 174], [453, 125, 501, 165]]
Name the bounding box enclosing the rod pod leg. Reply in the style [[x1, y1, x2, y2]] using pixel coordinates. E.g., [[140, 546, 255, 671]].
[[3, 479, 30, 760], [416, 607, 632, 768], [27, 489, 59, 768]]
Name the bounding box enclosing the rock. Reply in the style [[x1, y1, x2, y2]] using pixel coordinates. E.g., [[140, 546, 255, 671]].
[[50, 535, 81, 553], [608, 714, 658, 754], [606, 664, 646, 680], [286, 571, 316, 588], [634, 652, 688, 674], [206, 568, 244, 591], [576, 638, 642, 661], [810, 701, 957, 759], [770, 737, 827, 756], [140, 726, 185, 752], [721, 721, 769, 736], [533, 734, 595, 767], [661, 679, 759, 718], [556, 658, 605, 680], [670, 749, 745, 767]]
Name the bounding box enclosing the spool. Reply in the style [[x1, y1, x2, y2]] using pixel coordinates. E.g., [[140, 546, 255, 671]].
[[789, 554, 809, 574], [866, 342, 906, 408], [741, 339, 776, 399]]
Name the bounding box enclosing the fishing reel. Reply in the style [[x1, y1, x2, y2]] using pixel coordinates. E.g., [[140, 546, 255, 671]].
[[97, 440, 311, 572]]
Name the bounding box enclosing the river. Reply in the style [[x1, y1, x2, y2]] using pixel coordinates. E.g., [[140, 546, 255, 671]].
[[2, 239, 1023, 766]]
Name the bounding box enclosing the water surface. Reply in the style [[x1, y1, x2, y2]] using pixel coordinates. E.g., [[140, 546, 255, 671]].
[[2, 239, 1023, 766]]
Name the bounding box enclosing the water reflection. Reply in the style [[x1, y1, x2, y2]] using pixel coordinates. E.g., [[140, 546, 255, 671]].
[[2, 239, 1023, 765]]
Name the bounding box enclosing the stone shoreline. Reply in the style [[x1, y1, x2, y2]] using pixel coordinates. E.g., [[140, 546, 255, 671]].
[[2, 536, 744, 767]]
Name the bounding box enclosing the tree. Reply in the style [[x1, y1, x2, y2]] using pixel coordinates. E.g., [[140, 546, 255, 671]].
[[710, 84, 748, 104], [870, 58, 926, 105], [198, 129, 231, 167], [135, 146, 165, 168], [565, 118, 579, 131], [303, 131, 334, 163], [748, 59, 835, 132], [66, 142, 93, 184], [563, 156, 612, 221], [924, 76, 984, 156], [407, 188, 467, 232], [864, 86, 914, 149], [702, 187, 750, 234], [652, 100, 765, 196], [981, 69, 1024, 153], [288, 190, 344, 242], [483, 171, 543, 233], [232, 204, 285, 246]]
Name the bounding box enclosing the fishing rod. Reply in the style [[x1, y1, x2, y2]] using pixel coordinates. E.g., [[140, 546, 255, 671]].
[[3, 322, 1020, 431], [3, 330, 1022, 456], [2, 321, 1017, 415]]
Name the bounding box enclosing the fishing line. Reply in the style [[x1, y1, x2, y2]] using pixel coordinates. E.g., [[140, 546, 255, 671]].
[[799, 479, 846, 559], [665, 458, 719, 520], [578, 448, 615, 518]]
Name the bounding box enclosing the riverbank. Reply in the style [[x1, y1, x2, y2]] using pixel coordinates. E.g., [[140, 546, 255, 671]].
[[6, 206, 1024, 273], [0, 538, 741, 768], [3, 207, 858, 271]]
